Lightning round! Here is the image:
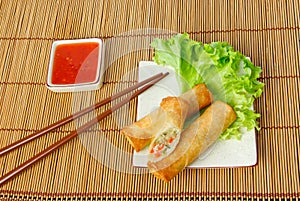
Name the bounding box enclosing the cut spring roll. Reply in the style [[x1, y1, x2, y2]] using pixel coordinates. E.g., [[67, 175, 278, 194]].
[[121, 96, 189, 152], [147, 101, 236, 182], [121, 84, 213, 152]]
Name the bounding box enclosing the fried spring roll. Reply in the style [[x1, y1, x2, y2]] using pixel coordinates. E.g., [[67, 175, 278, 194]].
[[180, 84, 213, 118], [147, 101, 236, 182], [120, 84, 213, 152], [121, 97, 189, 152]]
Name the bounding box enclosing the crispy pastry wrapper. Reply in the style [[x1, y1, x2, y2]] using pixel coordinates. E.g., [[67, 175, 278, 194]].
[[120, 84, 213, 151], [121, 96, 189, 152], [147, 101, 236, 182], [180, 84, 213, 118]]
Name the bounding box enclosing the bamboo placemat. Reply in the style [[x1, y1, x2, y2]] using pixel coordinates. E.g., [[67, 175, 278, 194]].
[[0, 0, 299, 200]]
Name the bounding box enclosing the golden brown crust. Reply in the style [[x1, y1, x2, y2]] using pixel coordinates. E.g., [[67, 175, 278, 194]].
[[159, 96, 189, 130], [122, 133, 154, 152], [121, 84, 213, 152], [134, 115, 152, 128], [180, 84, 213, 117], [120, 97, 189, 152], [147, 101, 236, 182], [120, 108, 163, 151]]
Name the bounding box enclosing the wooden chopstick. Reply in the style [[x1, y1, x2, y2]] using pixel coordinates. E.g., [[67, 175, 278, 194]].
[[0, 72, 169, 185], [0, 73, 164, 156]]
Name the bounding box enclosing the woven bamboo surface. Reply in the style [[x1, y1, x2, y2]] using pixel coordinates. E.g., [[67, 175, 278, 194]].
[[0, 0, 299, 200]]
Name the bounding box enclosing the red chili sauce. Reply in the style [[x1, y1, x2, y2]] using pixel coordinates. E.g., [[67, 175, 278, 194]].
[[52, 42, 99, 84]]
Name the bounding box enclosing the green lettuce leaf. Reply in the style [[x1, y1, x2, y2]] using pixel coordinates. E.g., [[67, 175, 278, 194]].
[[151, 33, 264, 140]]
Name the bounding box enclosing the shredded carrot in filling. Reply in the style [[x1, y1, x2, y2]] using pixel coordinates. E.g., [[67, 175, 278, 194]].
[[150, 129, 177, 158]]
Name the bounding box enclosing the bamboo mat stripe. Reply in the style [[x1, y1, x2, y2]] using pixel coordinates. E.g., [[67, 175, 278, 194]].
[[0, 76, 299, 86], [0, 81, 137, 86], [1, 191, 300, 198], [1, 125, 300, 133], [0, 26, 299, 41], [0, 0, 299, 200]]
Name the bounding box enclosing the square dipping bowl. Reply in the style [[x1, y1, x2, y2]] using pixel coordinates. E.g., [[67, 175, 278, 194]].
[[47, 38, 104, 92]]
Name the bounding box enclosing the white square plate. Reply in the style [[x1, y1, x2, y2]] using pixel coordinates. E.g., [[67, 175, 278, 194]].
[[133, 61, 257, 168]]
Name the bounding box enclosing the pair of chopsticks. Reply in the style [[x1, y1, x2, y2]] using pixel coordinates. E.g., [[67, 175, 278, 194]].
[[0, 72, 169, 185]]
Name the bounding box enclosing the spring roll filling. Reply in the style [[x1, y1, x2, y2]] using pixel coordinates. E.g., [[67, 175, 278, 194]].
[[149, 128, 180, 161]]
